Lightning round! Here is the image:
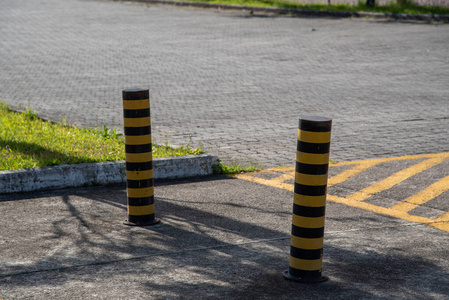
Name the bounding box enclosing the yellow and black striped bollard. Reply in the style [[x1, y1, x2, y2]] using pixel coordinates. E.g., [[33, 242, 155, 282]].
[[283, 116, 332, 283], [122, 89, 160, 226]]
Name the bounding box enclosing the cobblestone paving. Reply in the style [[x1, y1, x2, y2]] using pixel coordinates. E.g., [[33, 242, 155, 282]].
[[1, 0, 448, 168]]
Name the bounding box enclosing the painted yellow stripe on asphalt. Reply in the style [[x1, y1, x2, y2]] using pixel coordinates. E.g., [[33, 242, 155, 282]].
[[229, 152, 449, 233], [345, 157, 445, 202], [123, 99, 150, 110], [298, 129, 331, 144], [326, 193, 433, 224], [296, 152, 330, 165], [330, 152, 449, 167], [432, 211, 449, 232], [229, 173, 294, 192], [127, 187, 154, 198], [390, 175, 449, 212], [291, 236, 323, 250], [128, 204, 154, 216], [125, 152, 152, 163], [295, 173, 328, 186], [289, 257, 322, 271], [126, 170, 153, 180], [328, 161, 380, 187], [124, 117, 151, 127], [292, 215, 325, 228], [294, 194, 327, 207], [125, 134, 151, 145]]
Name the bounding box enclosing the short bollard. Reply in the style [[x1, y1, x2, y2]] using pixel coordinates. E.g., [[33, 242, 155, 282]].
[[122, 88, 160, 226], [283, 116, 332, 283]]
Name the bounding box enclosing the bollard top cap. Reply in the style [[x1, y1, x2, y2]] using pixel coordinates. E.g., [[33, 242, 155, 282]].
[[122, 89, 149, 100], [299, 116, 332, 132]]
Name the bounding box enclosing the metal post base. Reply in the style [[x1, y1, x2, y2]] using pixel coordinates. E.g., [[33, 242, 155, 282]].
[[123, 218, 160, 226], [283, 270, 328, 283]]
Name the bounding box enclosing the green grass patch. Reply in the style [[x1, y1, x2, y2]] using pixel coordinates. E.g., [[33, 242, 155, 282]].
[[0, 103, 205, 171], [184, 0, 449, 15], [213, 160, 262, 174]]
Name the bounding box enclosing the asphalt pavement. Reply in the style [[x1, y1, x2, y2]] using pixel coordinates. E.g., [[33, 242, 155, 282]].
[[1, 155, 449, 298], [1, 0, 449, 299]]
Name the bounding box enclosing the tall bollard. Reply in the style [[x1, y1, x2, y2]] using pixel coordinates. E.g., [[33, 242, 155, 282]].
[[283, 116, 332, 283], [122, 89, 160, 226]]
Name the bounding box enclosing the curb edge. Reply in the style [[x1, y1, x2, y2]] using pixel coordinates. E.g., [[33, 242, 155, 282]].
[[0, 154, 219, 194]]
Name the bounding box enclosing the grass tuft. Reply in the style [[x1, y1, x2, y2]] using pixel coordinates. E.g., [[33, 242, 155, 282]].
[[213, 160, 262, 174]]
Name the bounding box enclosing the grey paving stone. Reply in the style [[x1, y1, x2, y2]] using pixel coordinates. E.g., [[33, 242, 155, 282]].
[[1, 0, 448, 169]]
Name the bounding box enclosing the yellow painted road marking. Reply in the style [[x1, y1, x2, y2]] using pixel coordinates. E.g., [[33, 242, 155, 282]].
[[345, 157, 445, 202], [328, 161, 380, 187], [390, 175, 449, 212], [230, 152, 449, 233]]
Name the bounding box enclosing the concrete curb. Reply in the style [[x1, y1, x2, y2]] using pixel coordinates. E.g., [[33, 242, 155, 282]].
[[127, 0, 449, 22], [0, 154, 219, 194]]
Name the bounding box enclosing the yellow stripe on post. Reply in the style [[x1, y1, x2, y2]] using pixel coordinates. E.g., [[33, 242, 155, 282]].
[[294, 194, 327, 207], [127, 187, 154, 198], [296, 152, 330, 165], [289, 257, 323, 271], [128, 204, 155, 216], [291, 236, 324, 250], [123, 99, 150, 110], [292, 215, 325, 228], [125, 134, 152, 145], [298, 129, 331, 144], [124, 117, 151, 127], [295, 173, 328, 186], [125, 152, 153, 163], [126, 170, 153, 181]]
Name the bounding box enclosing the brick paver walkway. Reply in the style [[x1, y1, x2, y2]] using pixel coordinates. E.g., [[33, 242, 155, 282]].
[[1, 0, 448, 167]]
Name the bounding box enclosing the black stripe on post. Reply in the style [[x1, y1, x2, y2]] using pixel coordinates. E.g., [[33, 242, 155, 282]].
[[127, 196, 154, 206], [125, 143, 152, 154], [288, 269, 323, 282], [294, 184, 327, 197], [290, 247, 323, 260], [126, 161, 153, 171], [284, 116, 331, 283], [125, 126, 152, 136], [297, 141, 330, 154], [122, 88, 159, 226], [127, 179, 153, 189], [291, 225, 325, 239], [296, 162, 329, 175], [127, 214, 156, 225], [293, 204, 326, 218], [123, 108, 150, 118]]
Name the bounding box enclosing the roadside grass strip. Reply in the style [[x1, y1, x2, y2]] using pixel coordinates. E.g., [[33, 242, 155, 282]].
[[0, 103, 205, 171], [230, 152, 449, 233], [181, 0, 449, 16]]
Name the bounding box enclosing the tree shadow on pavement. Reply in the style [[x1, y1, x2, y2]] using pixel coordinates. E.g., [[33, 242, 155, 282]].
[[0, 177, 448, 299]]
